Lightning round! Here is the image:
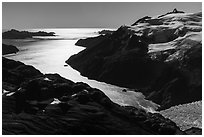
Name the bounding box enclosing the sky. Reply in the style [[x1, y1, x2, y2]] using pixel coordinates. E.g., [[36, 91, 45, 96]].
[[2, 2, 202, 29]]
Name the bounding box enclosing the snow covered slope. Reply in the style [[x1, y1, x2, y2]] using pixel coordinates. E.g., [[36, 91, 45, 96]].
[[130, 12, 202, 53]]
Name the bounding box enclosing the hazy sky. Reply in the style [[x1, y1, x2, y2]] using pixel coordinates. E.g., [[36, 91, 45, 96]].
[[2, 2, 202, 29]]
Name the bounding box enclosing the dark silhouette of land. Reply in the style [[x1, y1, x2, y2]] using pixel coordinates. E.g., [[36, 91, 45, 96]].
[[2, 57, 187, 135], [3, 29, 55, 39], [2, 43, 19, 55]]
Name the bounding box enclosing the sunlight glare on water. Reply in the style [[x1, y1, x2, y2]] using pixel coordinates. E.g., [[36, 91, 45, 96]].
[[3, 28, 160, 112]]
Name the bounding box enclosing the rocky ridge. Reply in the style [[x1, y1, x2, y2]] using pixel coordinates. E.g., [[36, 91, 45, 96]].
[[2, 57, 188, 135], [67, 11, 202, 110]]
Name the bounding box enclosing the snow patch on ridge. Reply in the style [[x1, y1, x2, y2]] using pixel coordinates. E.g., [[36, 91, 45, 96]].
[[128, 12, 202, 53]]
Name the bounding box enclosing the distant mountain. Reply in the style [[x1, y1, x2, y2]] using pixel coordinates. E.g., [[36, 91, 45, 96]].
[[67, 11, 202, 110], [2, 29, 55, 39], [2, 43, 19, 55]]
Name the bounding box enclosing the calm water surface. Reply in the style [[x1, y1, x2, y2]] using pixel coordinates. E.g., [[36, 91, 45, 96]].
[[3, 28, 159, 112]]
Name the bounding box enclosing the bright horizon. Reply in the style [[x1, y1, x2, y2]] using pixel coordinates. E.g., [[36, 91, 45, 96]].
[[2, 2, 202, 30]]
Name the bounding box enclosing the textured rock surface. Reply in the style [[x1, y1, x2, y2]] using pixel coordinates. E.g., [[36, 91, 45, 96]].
[[67, 11, 202, 110], [2, 57, 186, 135], [160, 101, 202, 131]]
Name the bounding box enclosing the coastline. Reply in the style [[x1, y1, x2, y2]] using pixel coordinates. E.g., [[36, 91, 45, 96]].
[[1, 25, 202, 134], [2, 57, 188, 135]]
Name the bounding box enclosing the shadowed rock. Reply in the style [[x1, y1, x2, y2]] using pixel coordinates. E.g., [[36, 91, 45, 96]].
[[2, 44, 19, 55], [3, 29, 55, 39], [75, 35, 108, 47], [2, 57, 186, 135], [184, 127, 202, 135], [66, 12, 202, 110]]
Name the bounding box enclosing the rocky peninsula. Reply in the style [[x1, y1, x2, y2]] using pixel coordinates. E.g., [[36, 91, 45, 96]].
[[67, 11, 202, 110], [3, 29, 55, 39]]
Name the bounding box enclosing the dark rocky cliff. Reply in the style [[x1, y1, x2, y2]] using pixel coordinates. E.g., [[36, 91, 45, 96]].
[[66, 12, 202, 110], [2, 57, 187, 135]]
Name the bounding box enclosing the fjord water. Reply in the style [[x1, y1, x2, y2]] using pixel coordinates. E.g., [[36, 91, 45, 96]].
[[3, 28, 159, 112]]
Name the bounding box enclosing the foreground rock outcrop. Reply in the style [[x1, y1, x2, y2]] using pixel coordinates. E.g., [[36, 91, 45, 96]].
[[2, 57, 187, 135], [67, 11, 202, 110], [2, 43, 19, 55], [160, 101, 202, 131], [3, 29, 55, 39]]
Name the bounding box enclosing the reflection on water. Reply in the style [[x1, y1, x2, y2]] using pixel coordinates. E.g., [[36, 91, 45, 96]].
[[3, 28, 159, 112]]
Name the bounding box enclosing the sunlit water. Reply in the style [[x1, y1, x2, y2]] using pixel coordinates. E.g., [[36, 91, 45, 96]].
[[3, 28, 159, 112]]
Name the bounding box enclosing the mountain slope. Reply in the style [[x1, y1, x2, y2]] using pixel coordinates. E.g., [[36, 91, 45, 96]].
[[66, 11, 202, 110]]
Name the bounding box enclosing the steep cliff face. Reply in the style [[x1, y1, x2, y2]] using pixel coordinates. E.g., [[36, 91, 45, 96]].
[[67, 11, 202, 109]]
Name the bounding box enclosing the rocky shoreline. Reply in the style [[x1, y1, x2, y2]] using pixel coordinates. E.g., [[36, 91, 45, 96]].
[[3, 57, 195, 135], [67, 12, 202, 110], [2, 10, 202, 135]]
